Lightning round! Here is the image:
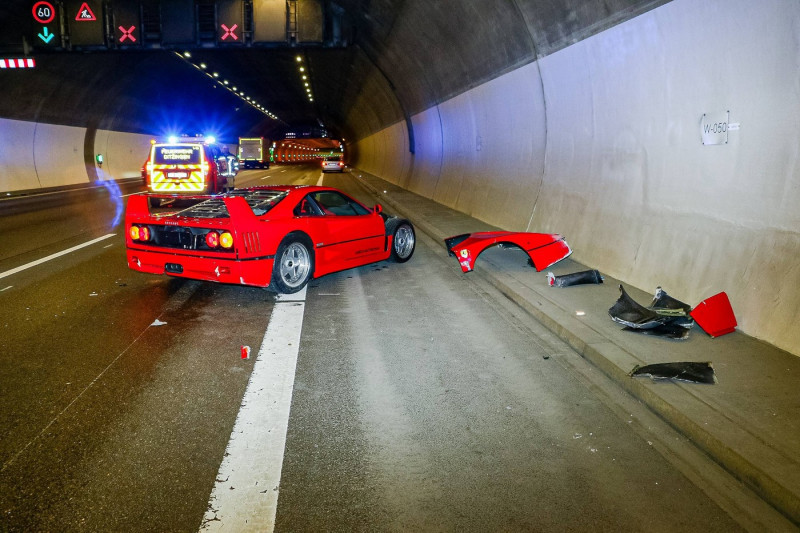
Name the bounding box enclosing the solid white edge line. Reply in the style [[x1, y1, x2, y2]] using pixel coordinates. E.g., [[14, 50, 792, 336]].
[[0, 234, 116, 280], [201, 286, 307, 532], [1, 182, 141, 202]]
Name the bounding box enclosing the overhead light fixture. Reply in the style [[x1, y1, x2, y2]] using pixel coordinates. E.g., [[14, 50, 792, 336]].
[[183, 51, 191, 58], [199, 63, 207, 69]]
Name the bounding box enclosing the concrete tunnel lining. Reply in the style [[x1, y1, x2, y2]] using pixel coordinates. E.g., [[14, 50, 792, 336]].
[[1, 0, 799, 356]]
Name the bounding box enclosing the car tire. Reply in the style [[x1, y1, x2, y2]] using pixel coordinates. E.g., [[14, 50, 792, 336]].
[[271, 234, 314, 293], [388, 220, 415, 263]]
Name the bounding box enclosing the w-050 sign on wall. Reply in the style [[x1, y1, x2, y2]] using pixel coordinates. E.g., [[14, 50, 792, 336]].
[[701, 111, 729, 145]]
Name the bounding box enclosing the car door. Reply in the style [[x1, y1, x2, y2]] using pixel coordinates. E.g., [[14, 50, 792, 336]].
[[298, 191, 385, 275]]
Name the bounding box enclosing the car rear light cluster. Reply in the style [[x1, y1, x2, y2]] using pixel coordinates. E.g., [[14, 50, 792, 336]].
[[129, 225, 151, 241], [205, 231, 234, 249]]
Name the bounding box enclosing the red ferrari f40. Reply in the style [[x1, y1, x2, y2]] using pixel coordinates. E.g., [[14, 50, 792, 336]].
[[125, 186, 415, 293]]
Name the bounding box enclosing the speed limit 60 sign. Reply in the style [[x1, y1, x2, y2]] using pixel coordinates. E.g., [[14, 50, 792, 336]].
[[32, 1, 56, 24], [31, 1, 60, 48]]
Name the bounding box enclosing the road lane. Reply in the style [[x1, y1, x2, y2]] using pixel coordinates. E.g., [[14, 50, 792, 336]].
[[0, 165, 760, 530], [202, 288, 307, 532]]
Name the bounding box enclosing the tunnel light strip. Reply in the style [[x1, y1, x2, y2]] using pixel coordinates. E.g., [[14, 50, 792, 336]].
[[201, 287, 307, 532], [174, 51, 282, 122], [0, 58, 36, 69], [0, 234, 115, 280]]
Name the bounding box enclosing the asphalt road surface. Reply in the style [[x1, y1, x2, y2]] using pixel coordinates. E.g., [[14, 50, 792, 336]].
[[1, 165, 749, 532]]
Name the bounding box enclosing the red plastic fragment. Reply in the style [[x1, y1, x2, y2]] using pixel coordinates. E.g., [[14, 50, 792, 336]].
[[528, 239, 573, 271], [690, 292, 737, 337]]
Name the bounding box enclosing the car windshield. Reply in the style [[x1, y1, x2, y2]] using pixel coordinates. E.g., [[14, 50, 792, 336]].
[[153, 144, 202, 164]]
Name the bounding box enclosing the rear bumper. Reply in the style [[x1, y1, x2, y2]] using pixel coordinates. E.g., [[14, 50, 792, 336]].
[[127, 248, 273, 287]]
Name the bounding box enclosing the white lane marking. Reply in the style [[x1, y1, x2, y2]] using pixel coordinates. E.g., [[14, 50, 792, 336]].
[[316, 174, 324, 186], [201, 286, 307, 532], [0, 286, 12, 292], [1, 184, 140, 201], [0, 234, 116, 280]]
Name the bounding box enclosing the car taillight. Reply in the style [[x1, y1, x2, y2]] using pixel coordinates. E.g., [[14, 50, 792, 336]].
[[339, 161, 344, 167], [205, 231, 233, 249], [129, 225, 150, 241]]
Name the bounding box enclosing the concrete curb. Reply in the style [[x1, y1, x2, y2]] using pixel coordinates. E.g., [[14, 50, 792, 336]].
[[352, 170, 800, 527]]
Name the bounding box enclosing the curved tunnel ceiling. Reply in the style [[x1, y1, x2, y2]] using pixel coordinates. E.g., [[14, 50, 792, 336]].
[[0, 0, 669, 144]]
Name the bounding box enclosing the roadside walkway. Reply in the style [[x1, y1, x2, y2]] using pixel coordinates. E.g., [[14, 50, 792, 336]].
[[352, 169, 800, 529]]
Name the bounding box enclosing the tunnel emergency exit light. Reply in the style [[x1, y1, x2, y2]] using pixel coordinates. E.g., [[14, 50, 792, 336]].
[[0, 58, 36, 68]]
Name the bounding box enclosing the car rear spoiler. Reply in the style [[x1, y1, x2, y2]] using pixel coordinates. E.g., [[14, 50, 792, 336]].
[[125, 193, 259, 225]]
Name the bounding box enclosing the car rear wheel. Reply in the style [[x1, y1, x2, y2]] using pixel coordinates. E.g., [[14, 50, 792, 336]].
[[390, 222, 415, 262], [271, 235, 314, 293]]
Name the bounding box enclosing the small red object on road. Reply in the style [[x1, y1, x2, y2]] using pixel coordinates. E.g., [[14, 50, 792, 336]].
[[241, 345, 251, 359]]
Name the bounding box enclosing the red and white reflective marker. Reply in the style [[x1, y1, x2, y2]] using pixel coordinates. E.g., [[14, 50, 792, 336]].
[[0, 58, 36, 69]]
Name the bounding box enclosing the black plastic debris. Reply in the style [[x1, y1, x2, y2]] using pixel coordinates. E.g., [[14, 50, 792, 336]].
[[650, 286, 692, 315], [609, 285, 670, 329], [548, 269, 604, 287], [623, 323, 691, 340], [609, 285, 694, 338], [630, 362, 716, 384]]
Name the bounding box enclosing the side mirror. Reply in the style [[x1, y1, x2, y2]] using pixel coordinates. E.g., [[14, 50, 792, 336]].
[[373, 204, 383, 214]]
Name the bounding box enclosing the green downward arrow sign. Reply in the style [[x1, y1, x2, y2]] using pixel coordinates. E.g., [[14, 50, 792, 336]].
[[38, 27, 54, 43]]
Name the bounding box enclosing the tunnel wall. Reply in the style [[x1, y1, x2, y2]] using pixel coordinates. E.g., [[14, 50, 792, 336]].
[[0, 118, 152, 192], [353, 0, 800, 356]]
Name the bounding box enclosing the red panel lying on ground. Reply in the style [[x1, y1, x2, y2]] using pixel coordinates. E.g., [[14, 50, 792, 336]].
[[444, 232, 572, 273], [690, 292, 737, 337]]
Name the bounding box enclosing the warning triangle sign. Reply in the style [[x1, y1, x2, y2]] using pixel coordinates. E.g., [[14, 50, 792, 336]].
[[75, 2, 97, 21]]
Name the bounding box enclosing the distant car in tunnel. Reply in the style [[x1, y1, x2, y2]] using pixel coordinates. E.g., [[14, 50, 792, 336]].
[[321, 156, 345, 173], [125, 186, 416, 293]]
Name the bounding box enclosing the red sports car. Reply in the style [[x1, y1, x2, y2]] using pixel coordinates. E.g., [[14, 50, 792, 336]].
[[125, 186, 416, 293]]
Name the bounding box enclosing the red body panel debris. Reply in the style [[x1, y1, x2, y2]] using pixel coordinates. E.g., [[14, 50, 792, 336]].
[[690, 292, 737, 337]]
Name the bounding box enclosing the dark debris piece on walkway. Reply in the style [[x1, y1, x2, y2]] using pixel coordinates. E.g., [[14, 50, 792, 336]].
[[630, 361, 717, 384], [547, 269, 603, 287], [609, 285, 694, 339]]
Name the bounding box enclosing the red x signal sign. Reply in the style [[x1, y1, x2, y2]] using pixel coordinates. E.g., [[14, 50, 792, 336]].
[[118, 25, 136, 42], [220, 23, 238, 41]]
